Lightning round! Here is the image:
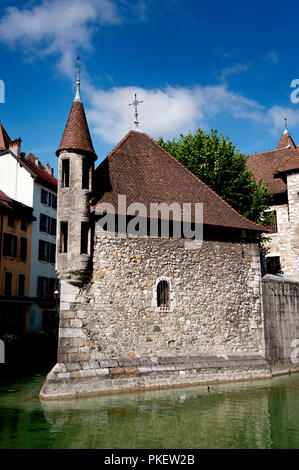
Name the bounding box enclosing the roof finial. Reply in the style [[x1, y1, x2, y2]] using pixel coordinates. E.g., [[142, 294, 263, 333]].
[[129, 93, 143, 130], [74, 55, 81, 103], [284, 117, 288, 134]]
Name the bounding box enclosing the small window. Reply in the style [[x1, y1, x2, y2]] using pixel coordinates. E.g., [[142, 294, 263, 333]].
[[82, 160, 90, 190], [80, 222, 89, 254], [41, 188, 48, 205], [267, 256, 281, 274], [62, 159, 70, 188], [3, 233, 17, 258], [7, 213, 15, 227], [18, 274, 25, 297], [21, 219, 27, 232], [19, 237, 27, 261], [60, 222, 68, 253], [157, 280, 169, 307], [269, 210, 278, 233], [4, 272, 12, 296]]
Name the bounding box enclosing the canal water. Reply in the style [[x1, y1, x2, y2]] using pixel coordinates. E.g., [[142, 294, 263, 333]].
[[0, 373, 299, 449]]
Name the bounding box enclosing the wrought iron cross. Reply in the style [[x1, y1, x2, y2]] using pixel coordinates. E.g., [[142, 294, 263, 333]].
[[129, 93, 143, 128]]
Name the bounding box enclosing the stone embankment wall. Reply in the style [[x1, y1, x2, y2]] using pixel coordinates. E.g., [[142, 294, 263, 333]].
[[262, 275, 299, 367]]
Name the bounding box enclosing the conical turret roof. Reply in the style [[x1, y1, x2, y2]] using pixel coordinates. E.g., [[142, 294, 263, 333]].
[[56, 100, 96, 158], [276, 129, 296, 150]]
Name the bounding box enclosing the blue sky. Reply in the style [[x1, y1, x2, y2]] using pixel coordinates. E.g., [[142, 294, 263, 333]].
[[0, 0, 299, 176]]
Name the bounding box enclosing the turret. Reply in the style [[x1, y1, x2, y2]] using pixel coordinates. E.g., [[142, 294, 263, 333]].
[[56, 57, 97, 285]]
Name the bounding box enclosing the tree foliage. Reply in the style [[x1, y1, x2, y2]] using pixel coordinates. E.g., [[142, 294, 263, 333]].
[[158, 128, 273, 225]]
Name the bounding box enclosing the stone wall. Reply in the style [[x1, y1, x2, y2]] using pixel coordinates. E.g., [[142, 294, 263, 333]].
[[262, 275, 299, 364], [40, 226, 267, 399], [264, 171, 299, 277], [75, 227, 264, 361]]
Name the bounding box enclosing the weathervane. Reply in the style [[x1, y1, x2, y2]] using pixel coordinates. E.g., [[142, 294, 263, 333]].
[[129, 93, 143, 129]]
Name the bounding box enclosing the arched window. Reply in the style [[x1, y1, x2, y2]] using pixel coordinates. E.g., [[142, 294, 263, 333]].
[[157, 280, 169, 307]]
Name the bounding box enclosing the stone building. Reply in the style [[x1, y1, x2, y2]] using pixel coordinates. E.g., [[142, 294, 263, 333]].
[[247, 125, 299, 277], [41, 70, 299, 400]]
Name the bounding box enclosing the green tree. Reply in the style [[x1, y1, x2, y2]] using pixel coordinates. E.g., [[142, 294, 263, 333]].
[[158, 128, 273, 225]]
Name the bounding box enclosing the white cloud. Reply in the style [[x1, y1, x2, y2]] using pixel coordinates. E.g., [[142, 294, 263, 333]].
[[85, 82, 299, 145], [0, 0, 121, 76], [217, 63, 250, 83], [84, 82, 272, 144]]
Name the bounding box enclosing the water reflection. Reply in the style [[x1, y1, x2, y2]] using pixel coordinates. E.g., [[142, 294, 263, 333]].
[[1, 374, 299, 448]]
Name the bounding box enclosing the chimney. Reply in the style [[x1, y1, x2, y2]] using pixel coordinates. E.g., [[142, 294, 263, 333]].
[[9, 138, 22, 156], [45, 162, 52, 175], [34, 156, 39, 166]]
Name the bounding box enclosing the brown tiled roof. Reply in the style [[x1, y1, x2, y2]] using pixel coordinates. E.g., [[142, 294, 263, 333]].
[[276, 147, 299, 174], [92, 130, 266, 232], [276, 130, 296, 150], [0, 123, 11, 150], [0, 189, 11, 209], [21, 157, 57, 190], [57, 101, 96, 158], [0, 189, 35, 219], [247, 144, 296, 195]]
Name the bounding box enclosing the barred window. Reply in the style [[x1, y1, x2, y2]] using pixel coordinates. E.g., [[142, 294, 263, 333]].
[[269, 210, 278, 233], [157, 280, 169, 307]]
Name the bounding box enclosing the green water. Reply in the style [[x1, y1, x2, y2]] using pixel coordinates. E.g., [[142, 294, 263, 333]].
[[1, 373, 299, 449]]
